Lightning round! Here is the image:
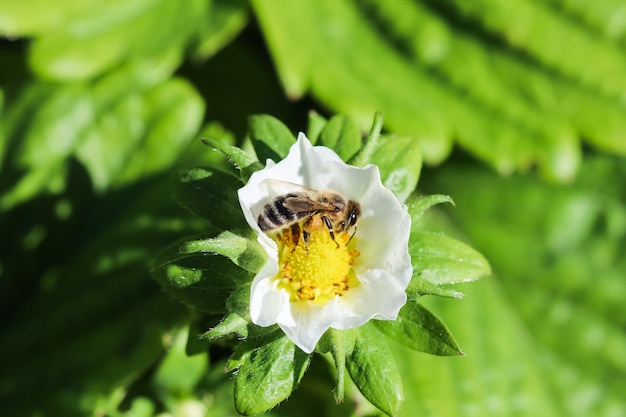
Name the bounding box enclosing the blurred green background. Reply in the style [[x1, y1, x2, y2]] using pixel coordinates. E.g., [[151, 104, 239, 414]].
[[1, 0, 625, 416]]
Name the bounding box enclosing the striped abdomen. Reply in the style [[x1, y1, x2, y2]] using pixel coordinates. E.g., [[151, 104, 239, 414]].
[[257, 193, 313, 232]]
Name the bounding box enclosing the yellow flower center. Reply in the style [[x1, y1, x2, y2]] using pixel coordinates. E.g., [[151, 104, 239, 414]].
[[273, 226, 360, 305]]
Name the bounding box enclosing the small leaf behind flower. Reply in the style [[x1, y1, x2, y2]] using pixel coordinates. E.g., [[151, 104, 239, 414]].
[[346, 323, 403, 417], [172, 167, 247, 232], [248, 114, 296, 161], [201, 137, 264, 182], [374, 303, 463, 356], [319, 115, 362, 162], [180, 231, 266, 273], [233, 332, 311, 415], [357, 133, 422, 202]]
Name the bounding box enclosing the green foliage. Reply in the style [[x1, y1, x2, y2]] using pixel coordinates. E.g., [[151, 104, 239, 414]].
[[346, 324, 404, 417], [1, 0, 624, 415], [233, 329, 311, 415], [151, 114, 482, 416], [251, 0, 626, 181], [407, 156, 626, 416], [374, 302, 462, 356]]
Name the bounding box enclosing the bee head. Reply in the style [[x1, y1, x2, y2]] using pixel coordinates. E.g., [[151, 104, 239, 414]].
[[347, 201, 361, 226]]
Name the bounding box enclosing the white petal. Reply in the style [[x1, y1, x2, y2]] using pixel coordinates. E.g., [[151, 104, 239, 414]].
[[249, 262, 283, 326], [277, 302, 337, 353], [335, 269, 408, 327]]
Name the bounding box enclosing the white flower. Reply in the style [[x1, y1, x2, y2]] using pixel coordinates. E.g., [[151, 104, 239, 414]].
[[238, 133, 412, 353]]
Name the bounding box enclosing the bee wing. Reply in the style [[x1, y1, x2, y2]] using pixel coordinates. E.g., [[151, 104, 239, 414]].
[[282, 195, 334, 213], [261, 179, 320, 199]]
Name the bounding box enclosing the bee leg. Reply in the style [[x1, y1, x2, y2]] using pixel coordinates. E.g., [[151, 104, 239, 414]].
[[322, 216, 340, 248], [347, 226, 357, 244], [302, 230, 310, 253], [290, 224, 301, 253]]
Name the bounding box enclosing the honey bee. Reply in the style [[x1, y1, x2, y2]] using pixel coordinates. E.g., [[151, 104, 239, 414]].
[[257, 182, 361, 246]]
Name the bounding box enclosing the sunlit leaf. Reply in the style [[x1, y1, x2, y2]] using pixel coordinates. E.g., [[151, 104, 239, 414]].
[[374, 302, 462, 356], [233, 332, 311, 415], [172, 167, 247, 233], [248, 113, 296, 162], [346, 323, 403, 417]]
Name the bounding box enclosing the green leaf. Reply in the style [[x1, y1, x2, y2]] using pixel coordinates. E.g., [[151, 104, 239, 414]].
[[374, 302, 462, 356], [438, 0, 626, 98], [306, 111, 328, 144], [409, 231, 491, 285], [180, 231, 266, 274], [200, 312, 249, 341], [234, 332, 311, 415], [0, 67, 204, 209], [24, 0, 207, 81], [201, 136, 264, 182], [408, 194, 455, 225], [172, 167, 247, 233], [346, 323, 403, 417], [0, 172, 194, 415], [0, 83, 94, 209], [113, 78, 204, 186], [348, 113, 422, 201], [405, 276, 464, 300], [154, 327, 207, 396], [351, 111, 383, 167], [319, 114, 362, 162], [416, 156, 626, 416], [368, 134, 422, 202], [394, 279, 564, 416], [152, 248, 253, 314], [193, 0, 249, 60], [248, 113, 296, 162], [252, 0, 626, 180], [226, 285, 252, 316]]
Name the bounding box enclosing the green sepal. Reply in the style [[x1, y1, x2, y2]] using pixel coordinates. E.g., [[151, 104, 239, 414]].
[[248, 114, 296, 161], [350, 113, 422, 202], [180, 231, 266, 274], [306, 111, 328, 144], [318, 328, 355, 403], [200, 312, 249, 341], [319, 115, 362, 162], [350, 111, 383, 167], [201, 137, 264, 182], [409, 230, 491, 285], [232, 329, 311, 415], [346, 322, 403, 417], [172, 167, 247, 233], [368, 134, 422, 202], [374, 303, 463, 356]]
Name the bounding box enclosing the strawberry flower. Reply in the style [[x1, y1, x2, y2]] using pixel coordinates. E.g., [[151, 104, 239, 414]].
[[238, 133, 412, 353]]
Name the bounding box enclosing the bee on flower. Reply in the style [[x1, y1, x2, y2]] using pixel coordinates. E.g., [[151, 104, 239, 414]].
[[238, 133, 412, 353]]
